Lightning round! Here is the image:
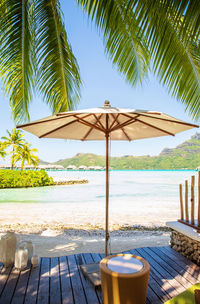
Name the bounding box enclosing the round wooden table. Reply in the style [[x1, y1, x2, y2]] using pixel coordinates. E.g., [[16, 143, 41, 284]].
[[100, 253, 150, 304]]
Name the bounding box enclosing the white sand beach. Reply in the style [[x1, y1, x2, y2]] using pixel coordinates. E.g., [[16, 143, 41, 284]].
[[1, 170, 190, 257], [8, 229, 170, 257]]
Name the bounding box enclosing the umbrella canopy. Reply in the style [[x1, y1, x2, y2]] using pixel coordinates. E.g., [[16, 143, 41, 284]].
[[17, 101, 198, 140], [17, 101, 198, 256]]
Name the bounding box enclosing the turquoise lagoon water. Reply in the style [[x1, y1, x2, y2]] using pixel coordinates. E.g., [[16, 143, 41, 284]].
[[0, 170, 198, 228]]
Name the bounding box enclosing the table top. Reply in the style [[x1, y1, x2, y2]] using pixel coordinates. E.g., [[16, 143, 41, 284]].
[[107, 255, 144, 274]]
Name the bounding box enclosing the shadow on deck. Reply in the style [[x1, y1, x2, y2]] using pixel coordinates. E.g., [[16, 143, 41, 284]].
[[0, 246, 199, 304]]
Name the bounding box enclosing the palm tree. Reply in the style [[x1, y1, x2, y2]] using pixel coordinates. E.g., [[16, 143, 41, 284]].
[[15, 143, 39, 170], [0, 1, 199, 121], [1, 128, 25, 169], [0, 141, 6, 159]]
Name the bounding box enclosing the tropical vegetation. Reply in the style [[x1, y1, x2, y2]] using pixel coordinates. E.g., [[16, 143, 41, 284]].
[[0, 142, 6, 159], [53, 133, 200, 170], [1, 128, 25, 169], [1, 128, 39, 169], [0, 0, 199, 122], [15, 143, 39, 170], [0, 170, 53, 188]]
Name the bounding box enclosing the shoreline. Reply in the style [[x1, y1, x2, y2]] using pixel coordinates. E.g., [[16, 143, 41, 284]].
[[0, 223, 170, 234], [0, 228, 170, 257]]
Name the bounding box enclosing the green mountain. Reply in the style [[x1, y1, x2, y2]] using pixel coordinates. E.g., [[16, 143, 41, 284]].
[[52, 133, 200, 170]]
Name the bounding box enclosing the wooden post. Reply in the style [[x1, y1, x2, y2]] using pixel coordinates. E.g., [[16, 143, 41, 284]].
[[185, 180, 189, 222], [198, 171, 200, 227], [179, 184, 184, 220], [105, 114, 109, 257], [191, 175, 195, 225]]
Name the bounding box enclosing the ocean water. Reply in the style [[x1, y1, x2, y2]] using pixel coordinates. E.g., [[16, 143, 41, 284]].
[[0, 170, 198, 228]]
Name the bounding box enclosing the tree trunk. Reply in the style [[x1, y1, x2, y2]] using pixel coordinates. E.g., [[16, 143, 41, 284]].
[[21, 158, 24, 171], [11, 147, 14, 170]]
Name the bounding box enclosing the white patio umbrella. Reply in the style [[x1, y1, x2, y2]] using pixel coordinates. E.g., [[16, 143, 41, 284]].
[[17, 100, 198, 256]]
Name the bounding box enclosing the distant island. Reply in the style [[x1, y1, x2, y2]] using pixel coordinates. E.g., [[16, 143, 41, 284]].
[[40, 132, 200, 170]]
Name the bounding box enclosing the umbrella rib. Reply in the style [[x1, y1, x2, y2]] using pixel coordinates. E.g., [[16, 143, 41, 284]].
[[125, 113, 198, 128], [17, 115, 74, 129], [110, 114, 131, 141], [135, 118, 175, 136], [93, 114, 105, 130], [38, 119, 79, 138], [74, 115, 105, 133], [17, 113, 93, 129], [110, 115, 139, 132], [109, 113, 120, 130], [82, 114, 104, 141]]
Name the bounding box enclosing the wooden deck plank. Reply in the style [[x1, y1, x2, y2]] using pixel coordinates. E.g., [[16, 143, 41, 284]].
[[0, 246, 199, 304], [160, 246, 200, 279], [0, 267, 20, 303], [150, 247, 197, 285], [67, 255, 87, 304], [37, 258, 50, 304], [90, 253, 102, 264], [131, 249, 170, 303], [133, 248, 180, 298], [81, 253, 103, 304], [49, 257, 61, 304], [0, 266, 12, 296], [76, 253, 100, 304], [143, 247, 192, 289], [11, 268, 31, 304], [90, 253, 104, 304], [59, 256, 74, 304], [24, 261, 41, 304], [124, 250, 164, 304]]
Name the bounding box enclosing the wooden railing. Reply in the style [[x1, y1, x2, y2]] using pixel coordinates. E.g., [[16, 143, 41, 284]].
[[178, 171, 200, 232]]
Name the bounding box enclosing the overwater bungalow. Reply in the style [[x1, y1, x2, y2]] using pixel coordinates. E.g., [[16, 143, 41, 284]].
[[54, 165, 64, 170], [37, 164, 49, 170], [67, 165, 77, 170], [24, 164, 35, 169], [0, 164, 10, 169], [88, 166, 95, 170], [94, 166, 103, 171], [36, 164, 64, 171], [78, 165, 87, 170]]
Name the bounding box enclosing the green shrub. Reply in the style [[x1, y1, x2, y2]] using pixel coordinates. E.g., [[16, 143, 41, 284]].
[[0, 170, 54, 188]]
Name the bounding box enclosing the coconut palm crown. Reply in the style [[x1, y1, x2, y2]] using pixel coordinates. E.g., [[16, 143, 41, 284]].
[[1, 128, 25, 169], [0, 0, 199, 121], [15, 143, 39, 170]]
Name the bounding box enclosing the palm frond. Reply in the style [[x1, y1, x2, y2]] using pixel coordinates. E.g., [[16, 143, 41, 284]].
[[0, 0, 34, 122], [35, 0, 81, 113], [126, 0, 200, 119], [77, 0, 200, 119], [163, 0, 200, 45], [77, 0, 150, 86], [0, 141, 6, 159]]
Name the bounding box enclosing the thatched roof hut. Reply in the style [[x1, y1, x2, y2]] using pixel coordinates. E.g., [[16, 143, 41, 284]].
[[94, 166, 103, 171], [67, 165, 77, 170], [88, 166, 95, 170], [78, 165, 87, 170]]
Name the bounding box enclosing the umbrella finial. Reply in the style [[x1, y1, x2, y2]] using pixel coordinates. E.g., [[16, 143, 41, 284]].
[[104, 100, 111, 107]]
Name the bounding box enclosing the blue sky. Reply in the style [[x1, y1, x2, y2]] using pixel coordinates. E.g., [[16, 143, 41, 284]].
[[0, 0, 199, 163]]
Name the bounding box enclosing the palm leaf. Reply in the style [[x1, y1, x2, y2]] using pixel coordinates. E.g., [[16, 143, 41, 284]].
[[126, 0, 200, 119], [77, 0, 200, 119], [0, 0, 34, 122], [77, 0, 150, 85], [34, 0, 81, 113]]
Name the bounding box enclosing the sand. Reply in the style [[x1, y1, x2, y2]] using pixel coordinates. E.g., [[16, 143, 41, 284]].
[[3, 229, 170, 257]]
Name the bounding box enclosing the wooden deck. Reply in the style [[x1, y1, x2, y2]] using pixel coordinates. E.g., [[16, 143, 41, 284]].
[[0, 246, 200, 304]]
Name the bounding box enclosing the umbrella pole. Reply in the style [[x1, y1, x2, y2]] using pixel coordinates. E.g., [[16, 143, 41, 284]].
[[105, 133, 109, 256]]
